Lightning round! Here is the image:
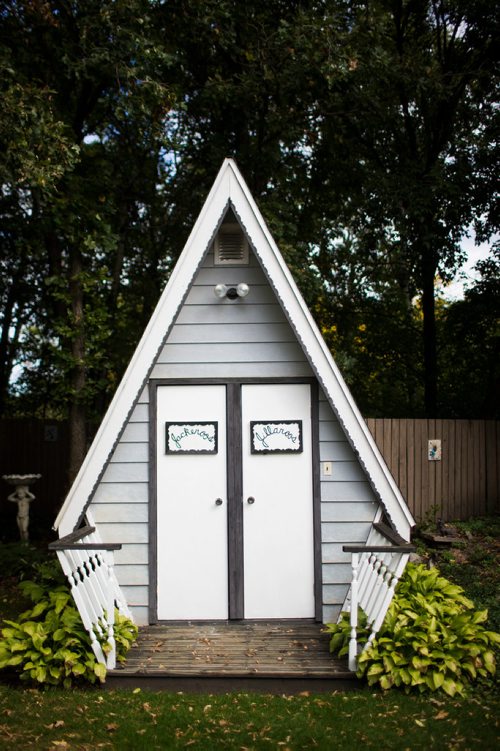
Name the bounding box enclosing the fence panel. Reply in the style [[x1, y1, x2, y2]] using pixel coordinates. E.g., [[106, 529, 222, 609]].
[[367, 419, 499, 521], [0, 420, 71, 539], [1, 419, 498, 537]]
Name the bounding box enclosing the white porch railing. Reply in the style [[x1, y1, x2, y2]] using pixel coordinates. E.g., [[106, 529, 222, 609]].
[[342, 523, 415, 671], [49, 524, 132, 669]]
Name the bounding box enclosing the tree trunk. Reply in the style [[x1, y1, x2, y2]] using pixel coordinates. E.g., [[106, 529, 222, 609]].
[[67, 246, 87, 484], [421, 249, 438, 418], [0, 285, 18, 414]]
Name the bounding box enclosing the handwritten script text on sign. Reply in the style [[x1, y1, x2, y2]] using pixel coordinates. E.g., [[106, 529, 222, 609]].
[[165, 422, 218, 454], [250, 421, 303, 454]]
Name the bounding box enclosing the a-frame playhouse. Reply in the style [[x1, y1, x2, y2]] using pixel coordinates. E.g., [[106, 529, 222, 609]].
[[52, 159, 414, 671]]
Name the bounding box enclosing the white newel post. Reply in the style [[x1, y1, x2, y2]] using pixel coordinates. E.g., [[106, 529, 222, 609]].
[[105, 550, 117, 670], [348, 551, 359, 672]]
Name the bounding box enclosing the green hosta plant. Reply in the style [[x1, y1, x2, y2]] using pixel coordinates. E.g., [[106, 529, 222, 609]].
[[328, 563, 500, 696], [0, 560, 137, 687]]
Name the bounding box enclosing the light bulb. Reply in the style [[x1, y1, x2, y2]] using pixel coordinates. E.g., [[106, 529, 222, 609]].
[[237, 283, 250, 298]]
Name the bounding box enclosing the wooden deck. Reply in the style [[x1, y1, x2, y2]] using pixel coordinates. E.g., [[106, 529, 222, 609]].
[[107, 621, 355, 693]]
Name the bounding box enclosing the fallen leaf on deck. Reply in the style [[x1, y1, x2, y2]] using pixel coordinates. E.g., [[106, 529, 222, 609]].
[[434, 711, 449, 720]]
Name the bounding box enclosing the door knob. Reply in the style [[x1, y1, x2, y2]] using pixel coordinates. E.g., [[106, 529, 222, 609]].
[[215, 498, 223, 506], [247, 496, 255, 504]]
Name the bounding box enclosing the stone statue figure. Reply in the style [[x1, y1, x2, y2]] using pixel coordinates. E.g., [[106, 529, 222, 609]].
[[8, 485, 35, 542]]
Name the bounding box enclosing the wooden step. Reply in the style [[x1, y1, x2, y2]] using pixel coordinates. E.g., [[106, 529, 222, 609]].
[[106, 621, 356, 693]]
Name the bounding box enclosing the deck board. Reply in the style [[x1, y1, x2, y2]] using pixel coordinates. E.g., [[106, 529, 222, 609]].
[[110, 621, 350, 682]]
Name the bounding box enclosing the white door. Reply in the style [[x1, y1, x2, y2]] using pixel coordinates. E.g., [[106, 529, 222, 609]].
[[156, 382, 315, 620], [156, 385, 228, 620], [242, 384, 315, 618]]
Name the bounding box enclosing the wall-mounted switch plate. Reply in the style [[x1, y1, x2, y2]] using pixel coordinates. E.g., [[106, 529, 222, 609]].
[[323, 461, 332, 476]]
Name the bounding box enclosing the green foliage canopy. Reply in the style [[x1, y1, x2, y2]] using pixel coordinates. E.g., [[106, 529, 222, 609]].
[[0, 0, 498, 470]]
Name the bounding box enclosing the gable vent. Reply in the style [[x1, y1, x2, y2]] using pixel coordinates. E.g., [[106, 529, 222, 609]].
[[214, 223, 249, 265]]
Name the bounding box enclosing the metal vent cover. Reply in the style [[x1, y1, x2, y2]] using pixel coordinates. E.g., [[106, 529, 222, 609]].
[[214, 223, 249, 265]]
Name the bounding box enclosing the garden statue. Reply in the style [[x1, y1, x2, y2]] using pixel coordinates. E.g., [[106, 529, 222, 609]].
[[3, 474, 41, 542]]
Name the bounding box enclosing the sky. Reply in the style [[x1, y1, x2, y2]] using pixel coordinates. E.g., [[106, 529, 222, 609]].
[[441, 233, 493, 300]]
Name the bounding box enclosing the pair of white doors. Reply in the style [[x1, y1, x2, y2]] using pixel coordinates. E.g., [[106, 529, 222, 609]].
[[156, 383, 315, 620]]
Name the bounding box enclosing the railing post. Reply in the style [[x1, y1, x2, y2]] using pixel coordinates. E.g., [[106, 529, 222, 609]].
[[104, 551, 117, 669], [348, 551, 359, 671]]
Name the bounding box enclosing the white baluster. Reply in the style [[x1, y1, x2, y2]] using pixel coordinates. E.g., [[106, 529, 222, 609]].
[[103, 551, 116, 669], [56, 550, 106, 664], [54, 522, 133, 668], [368, 554, 409, 642], [357, 553, 375, 606], [364, 556, 387, 617], [348, 552, 359, 671]]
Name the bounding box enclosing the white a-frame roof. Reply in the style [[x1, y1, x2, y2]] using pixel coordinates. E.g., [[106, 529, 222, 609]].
[[55, 158, 414, 538]]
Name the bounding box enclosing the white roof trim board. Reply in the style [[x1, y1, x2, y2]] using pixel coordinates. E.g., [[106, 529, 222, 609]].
[[55, 158, 415, 538]]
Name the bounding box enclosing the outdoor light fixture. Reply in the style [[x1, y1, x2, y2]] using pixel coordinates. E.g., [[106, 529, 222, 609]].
[[213, 282, 250, 300]]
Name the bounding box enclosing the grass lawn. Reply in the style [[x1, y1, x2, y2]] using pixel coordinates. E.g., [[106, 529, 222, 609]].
[[0, 517, 499, 749], [0, 684, 498, 750]]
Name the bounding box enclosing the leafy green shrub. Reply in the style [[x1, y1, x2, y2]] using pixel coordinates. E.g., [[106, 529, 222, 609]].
[[328, 563, 500, 696], [0, 560, 137, 687], [0, 542, 51, 579]]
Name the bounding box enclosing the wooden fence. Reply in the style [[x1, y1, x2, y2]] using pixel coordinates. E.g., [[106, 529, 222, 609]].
[[366, 419, 500, 522], [0, 419, 71, 540], [0, 419, 498, 539]]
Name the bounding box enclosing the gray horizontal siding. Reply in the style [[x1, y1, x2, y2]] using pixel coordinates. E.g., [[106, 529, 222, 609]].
[[322, 564, 352, 584], [110, 443, 148, 463], [128, 606, 149, 624], [121, 422, 148, 443], [88, 250, 382, 626], [99, 523, 148, 544], [157, 341, 307, 364], [120, 586, 148, 608], [167, 322, 296, 344], [151, 362, 314, 379], [114, 544, 148, 565], [91, 503, 148, 523], [320, 461, 366, 482], [100, 462, 148, 483], [321, 500, 378, 522], [320, 441, 357, 461], [323, 604, 342, 623], [323, 584, 349, 604], [194, 266, 268, 285], [152, 251, 312, 380], [321, 481, 376, 502], [90, 250, 314, 625], [185, 285, 276, 306], [319, 420, 346, 442], [93, 482, 148, 504], [319, 388, 380, 623], [129, 403, 148, 422], [114, 564, 148, 585], [321, 522, 372, 543], [176, 303, 287, 325], [321, 543, 352, 564]]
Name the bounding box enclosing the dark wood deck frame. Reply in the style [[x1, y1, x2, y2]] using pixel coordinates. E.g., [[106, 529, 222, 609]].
[[107, 620, 355, 693]]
